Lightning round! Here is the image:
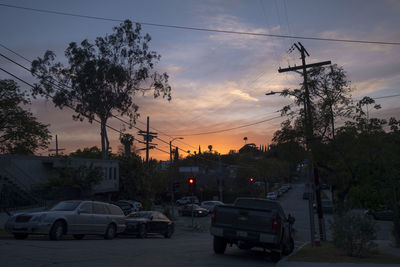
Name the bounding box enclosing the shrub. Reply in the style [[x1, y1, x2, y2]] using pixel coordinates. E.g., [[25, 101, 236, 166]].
[[330, 213, 377, 257]]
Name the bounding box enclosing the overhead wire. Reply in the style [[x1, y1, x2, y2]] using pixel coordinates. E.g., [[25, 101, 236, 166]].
[[0, 3, 399, 46]]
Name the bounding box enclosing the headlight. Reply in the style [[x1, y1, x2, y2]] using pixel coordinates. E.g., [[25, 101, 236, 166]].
[[198, 211, 203, 213], [31, 214, 47, 222]]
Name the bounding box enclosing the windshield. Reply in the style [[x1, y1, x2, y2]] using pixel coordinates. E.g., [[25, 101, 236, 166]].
[[50, 201, 81, 211]]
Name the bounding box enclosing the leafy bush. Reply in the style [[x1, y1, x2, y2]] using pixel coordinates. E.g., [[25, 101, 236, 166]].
[[330, 213, 377, 257]]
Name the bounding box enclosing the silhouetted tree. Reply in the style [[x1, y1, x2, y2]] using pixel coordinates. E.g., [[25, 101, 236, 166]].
[[31, 20, 171, 159], [0, 79, 51, 154]]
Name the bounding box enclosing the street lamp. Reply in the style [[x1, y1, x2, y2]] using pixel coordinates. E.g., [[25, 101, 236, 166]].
[[170, 137, 183, 220]]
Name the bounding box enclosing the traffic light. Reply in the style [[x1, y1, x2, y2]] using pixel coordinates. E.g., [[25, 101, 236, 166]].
[[249, 177, 255, 183], [188, 177, 196, 193]]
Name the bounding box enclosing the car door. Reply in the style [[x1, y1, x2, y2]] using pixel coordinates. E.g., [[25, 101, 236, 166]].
[[72, 202, 93, 234], [92, 203, 111, 234]]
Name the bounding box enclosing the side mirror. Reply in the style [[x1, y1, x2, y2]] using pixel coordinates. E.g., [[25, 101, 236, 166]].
[[77, 208, 82, 215], [150, 216, 153, 220], [288, 214, 295, 224]]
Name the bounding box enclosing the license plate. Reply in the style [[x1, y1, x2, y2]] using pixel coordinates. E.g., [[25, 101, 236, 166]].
[[237, 231, 247, 237]]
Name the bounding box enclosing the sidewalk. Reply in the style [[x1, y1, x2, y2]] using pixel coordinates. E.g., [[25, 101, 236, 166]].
[[277, 240, 400, 267], [277, 262, 400, 267]]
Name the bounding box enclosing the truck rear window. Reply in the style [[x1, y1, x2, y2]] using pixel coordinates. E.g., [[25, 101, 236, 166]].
[[234, 198, 280, 211]]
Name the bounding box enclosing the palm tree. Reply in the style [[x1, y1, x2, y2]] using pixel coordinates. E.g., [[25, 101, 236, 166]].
[[243, 137, 248, 144], [208, 145, 213, 152]]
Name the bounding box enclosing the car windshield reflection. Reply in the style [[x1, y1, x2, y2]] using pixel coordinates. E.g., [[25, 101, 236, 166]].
[[50, 201, 81, 211]]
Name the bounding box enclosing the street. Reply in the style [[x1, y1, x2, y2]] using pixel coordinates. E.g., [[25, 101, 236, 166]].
[[0, 183, 394, 267]]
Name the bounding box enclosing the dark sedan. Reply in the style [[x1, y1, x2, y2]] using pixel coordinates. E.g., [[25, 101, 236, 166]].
[[123, 211, 174, 238], [179, 204, 208, 217]]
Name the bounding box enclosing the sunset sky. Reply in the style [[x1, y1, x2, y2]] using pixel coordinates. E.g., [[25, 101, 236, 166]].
[[1, 0, 400, 160]]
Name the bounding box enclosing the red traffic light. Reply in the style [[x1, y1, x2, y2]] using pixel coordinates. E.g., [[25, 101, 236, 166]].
[[249, 177, 255, 183], [188, 178, 195, 184]]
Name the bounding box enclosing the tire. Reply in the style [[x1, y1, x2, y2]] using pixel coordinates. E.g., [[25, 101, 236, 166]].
[[104, 224, 116, 240], [283, 237, 294, 256], [213, 236, 227, 254], [14, 233, 28, 240], [164, 226, 173, 239], [270, 251, 281, 263], [73, 234, 85, 240], [50, 220, 65, 241], [137, 224, 146, 238]]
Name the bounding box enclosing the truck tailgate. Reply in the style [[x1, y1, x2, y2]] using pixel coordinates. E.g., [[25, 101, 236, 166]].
[[214, 205, 274, 234]]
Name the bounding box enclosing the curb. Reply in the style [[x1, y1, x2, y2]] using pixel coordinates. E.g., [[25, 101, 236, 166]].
[[276, 241, 309, 266]]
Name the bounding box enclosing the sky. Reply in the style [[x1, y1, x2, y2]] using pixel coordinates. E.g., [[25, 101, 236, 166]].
[[1, 0, 400, 160]]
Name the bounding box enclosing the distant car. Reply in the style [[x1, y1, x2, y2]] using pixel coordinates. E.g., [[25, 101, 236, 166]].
[[4, 200, 126, 240], [179, 204, 208, 217], [266, 192, 278, 200], [321, 200, 334, 213], [176, 196, 199, 205], [116, 200, 143, 215], [282, 184, 292, 190], [123, 211, 174, 238], [201, 201, 224, 212], [320, 184, 330, 190], [368, 209, 394, 221]]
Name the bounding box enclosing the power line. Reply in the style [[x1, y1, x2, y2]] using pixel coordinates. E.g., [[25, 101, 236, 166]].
[[169, 115, 283, 136], [1, 3, 400, 46], [0, 45, 194, 155]]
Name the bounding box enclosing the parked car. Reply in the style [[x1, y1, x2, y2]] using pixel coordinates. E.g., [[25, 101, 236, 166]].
[[266, 192, 278, 200], [176, 196, 199, 205], [320, 184, 330, 190], [201, 201, 224, 212], [4, 200, 126, 240], [115, 200, 143, 215], [179, 204, 208, 217], [321, 200, 334, 213], [210, 198, 295, 262], [368, 209, 394, 221], [123, 211, 174, 238]]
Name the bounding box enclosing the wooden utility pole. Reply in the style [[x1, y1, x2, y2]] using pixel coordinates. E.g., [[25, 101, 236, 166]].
[[138, 116, 158, 171], [48, 135, 65, 156], [278, 42, 331, 245]]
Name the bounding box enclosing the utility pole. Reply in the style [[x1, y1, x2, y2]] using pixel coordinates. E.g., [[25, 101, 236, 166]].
[[278, 42, 331, 245], [48, 135, 65, 156], [169, 137, 183, 220], [218, 157, 223, 202], [138, 116, 158, 171]]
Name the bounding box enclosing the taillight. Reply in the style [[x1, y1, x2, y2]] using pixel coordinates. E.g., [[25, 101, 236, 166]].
[[272, 216, 280, 231], [211, 209, 216, 224]]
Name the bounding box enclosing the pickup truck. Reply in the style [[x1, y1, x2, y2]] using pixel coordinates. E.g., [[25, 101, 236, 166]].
[[210, 198, 295, 262]]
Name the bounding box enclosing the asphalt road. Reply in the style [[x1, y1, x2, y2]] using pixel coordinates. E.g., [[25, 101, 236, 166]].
[[0, 184, 394, 267]]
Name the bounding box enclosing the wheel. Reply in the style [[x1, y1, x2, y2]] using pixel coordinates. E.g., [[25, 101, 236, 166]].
[[213, 236, 227, 254], [164, 225, 173, 238], [283, 237, 294, 255], [137, 224, 146, 238], [104, 224, 116, 240], [73, 234, 85, 240], [14, 233, 28, 240], [50, 220, 65, 241], [270, 251, 282, 263]]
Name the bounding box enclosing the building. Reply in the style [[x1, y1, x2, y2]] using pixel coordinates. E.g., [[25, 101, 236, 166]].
[[0, 155, 119, 208]]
